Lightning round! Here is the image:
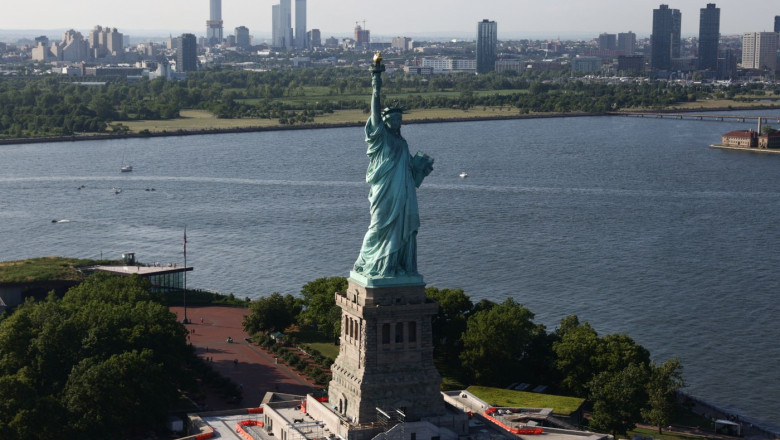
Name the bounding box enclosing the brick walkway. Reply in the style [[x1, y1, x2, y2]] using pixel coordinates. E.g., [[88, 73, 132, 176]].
[[170, 305, 320, 410]]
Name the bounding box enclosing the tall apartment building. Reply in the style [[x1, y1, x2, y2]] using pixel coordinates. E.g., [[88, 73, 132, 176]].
[[698, 3, 720, 71], [177, 33, 197, 72], [354, 24, 370, 46], [295, 0, 307, 49], [476, 19, 497, 74], [651, 4, 678, 70], [272, 0, 293, 49], [618, 31, 636, 55], [598, 33, 616, 50], [206, 0, 224, 46], [88, 25, 123, 59], [235, 26, 250, 50], [671, 8, 681, 58], [307, 29, 321, 48], [742, 32, 778, 72]]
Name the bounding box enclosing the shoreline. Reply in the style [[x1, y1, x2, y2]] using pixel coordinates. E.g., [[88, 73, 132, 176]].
[[0, 104, 776, 146], [709, 144, 780, 154], [0, 112, 602, 146]]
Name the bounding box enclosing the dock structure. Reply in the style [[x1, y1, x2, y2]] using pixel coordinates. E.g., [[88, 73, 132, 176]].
[[611, 112, 780, 124]]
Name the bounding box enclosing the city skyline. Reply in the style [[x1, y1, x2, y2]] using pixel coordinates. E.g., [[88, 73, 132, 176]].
[[1, 0, 777, 40]]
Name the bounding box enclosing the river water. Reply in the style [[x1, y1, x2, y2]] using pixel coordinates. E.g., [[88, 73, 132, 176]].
[[1, 111, 779, 431]]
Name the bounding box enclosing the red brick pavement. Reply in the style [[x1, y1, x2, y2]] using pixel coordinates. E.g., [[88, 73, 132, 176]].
[[170, 306, 320, 410]]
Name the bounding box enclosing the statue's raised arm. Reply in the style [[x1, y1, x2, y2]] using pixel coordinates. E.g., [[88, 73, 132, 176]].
[[352, 52, 434, 282], [370, 51, 384, 129]]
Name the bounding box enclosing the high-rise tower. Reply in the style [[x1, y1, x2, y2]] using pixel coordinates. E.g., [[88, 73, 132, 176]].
[[177, 33, 197, 72], [295, 0, 307, 49], [206, 0, 223, 46], [671, 8, 682, 58], [476, 19, 497, 74], [272, 0, 293, 49], [651, 4, 675, 70], [698, 3, 720, 71]]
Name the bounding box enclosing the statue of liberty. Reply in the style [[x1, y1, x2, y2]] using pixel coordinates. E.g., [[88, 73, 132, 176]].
[[352, 52, 434, 280]]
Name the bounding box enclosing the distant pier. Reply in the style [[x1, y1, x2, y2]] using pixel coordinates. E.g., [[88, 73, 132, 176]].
[[611, 112, 780, 124]]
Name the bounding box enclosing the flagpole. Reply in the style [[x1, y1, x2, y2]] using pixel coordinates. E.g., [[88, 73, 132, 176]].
[[183, 225, 188, 324]]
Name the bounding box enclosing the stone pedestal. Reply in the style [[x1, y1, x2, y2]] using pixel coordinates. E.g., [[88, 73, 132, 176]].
[[328, 276, 445, 424]]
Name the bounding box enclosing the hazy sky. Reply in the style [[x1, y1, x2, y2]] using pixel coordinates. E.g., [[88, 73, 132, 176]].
[[1, 0, 777, 40]]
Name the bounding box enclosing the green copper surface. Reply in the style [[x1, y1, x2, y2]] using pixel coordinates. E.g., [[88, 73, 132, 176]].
[[353, 55, 434, 280]]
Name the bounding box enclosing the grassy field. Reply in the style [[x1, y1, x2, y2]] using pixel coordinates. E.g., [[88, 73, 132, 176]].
[[0, 256, 115, 284], [628, 426, 720, 440], [118, 98, 776, 135], [119, 107, 532, 134]]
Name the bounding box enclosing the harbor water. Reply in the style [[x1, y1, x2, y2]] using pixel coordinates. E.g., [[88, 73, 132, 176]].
[[1, 110, 778, 431]]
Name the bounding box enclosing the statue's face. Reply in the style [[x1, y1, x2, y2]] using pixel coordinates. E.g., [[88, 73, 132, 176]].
[[384, 113, 402, 131]]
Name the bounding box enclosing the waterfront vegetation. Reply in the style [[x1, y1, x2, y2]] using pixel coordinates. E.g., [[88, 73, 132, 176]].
[[0, 256, 118, 283], [0, 260, 737, 439], [0, 67, 778, 139], [242, 279, 687, 439]]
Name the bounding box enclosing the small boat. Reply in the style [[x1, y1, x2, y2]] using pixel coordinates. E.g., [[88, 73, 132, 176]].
[[113, 187, 122, 194], [459, 171, 468, 178], [121, 164, 133, 172]]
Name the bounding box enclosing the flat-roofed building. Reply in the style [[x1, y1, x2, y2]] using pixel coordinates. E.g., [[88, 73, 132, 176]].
[[618, 31, 636, 55], [741, 32, 778, 72]]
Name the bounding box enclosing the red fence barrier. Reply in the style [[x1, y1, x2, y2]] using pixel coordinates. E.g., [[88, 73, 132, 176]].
[[236, 420, 265, 440], [483, 409, 543, 435]]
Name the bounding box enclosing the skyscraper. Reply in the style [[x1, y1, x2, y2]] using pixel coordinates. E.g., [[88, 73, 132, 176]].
[[651, 4, 674, 70], [206, 0, 223, 46], [671, 8, 681, 58], [698, 3, 720, 71], [295, 0, 307, 49], [775, 15, 780, 33], [272, 0, 293, 49], [476, 19, 497, 74], [177, 33, 197, 72], [742, 32, 778, 72]]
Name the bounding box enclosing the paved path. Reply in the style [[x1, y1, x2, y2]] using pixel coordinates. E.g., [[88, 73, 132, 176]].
[[170, 306, 320, 410]]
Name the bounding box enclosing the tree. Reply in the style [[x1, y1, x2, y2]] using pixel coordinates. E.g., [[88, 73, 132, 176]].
[[642, 358, 685, 434], [425, 287, 473, 361], [588, 363, 649, 439], [459, 298, 545, 385], [242, 292, 302, 335], [296, 276, 347, 341], [553, 315, 601, 397], [0, 273, 191, 439], [553, 315, 650, 397]]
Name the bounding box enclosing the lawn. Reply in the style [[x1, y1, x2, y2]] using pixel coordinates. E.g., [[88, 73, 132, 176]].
[[294, 327, 339, 360], [628, 426, 720, 440], [467, 385, 585, 416], [0, 257, 114, 284], [118, 107, 532, 134]]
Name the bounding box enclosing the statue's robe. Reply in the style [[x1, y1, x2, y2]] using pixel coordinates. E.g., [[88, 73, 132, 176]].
[[353, 117, 433, 278]]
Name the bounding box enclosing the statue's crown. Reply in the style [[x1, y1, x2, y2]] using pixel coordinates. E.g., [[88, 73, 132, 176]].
[[381, 106, 405, 117]]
